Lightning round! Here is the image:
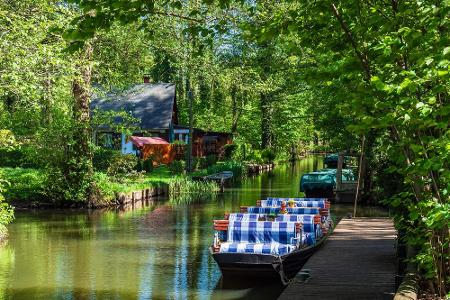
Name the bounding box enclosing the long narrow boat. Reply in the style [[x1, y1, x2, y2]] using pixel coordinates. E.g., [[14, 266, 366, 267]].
[[210, 201, 334, 284], [210, 230, 330, 283]]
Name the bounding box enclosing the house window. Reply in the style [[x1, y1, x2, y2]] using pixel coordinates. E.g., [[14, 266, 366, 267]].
[[97, 132, 121, 150], [97, 133, 113, 148], [176, 133, 189, 143]]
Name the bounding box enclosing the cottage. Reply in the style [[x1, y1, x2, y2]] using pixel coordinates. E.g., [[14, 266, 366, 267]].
[[90, 80, 232, 161]]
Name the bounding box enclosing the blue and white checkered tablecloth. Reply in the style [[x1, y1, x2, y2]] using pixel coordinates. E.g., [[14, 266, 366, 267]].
[[227, 221, 298, 244]]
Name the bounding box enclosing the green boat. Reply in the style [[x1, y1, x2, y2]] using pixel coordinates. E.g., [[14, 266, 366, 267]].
[[300, 168, 355, 198], [323, 153, 350, 168]]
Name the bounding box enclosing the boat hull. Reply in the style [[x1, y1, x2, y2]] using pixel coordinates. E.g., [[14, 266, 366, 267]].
[[304, 187, 335, 199], [211, 236, 327, 283]]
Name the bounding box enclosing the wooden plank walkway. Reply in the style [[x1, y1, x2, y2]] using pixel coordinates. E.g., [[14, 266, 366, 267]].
[[278, 218, 397, 300]]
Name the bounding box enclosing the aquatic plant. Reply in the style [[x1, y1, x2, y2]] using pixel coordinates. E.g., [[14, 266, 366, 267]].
[[168, 177, 219, 204]]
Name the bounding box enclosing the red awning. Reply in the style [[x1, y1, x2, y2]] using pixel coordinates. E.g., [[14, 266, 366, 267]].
[[128, 136, 169, 148]]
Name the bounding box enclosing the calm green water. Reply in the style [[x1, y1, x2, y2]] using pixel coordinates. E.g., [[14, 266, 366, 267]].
[[0, 157, 388, 300]]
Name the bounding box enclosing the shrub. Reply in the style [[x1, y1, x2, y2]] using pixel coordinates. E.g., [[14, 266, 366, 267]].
[[261, 148, 276, 163], [43, 165, 95, 203], [247, 149, 263, 164], [0, 146, 40, 168], [199, 157, 208, 169], [205, 154, 217, 166], [92, 172, 115, 201], [206, 160, 246, 177], [223, 144, 237, 160], [93, 149, 118, 171], [142, 158, 153, 173], [106, 154, 138, 177], [136, 159, 143, 172], [0, 149, 24, 167], [193, 157, 201, 171], [172, 140, 187, 146], [0, 180, 14, 226], [0, 168, 47, 201], [169, 160, 185, 174]]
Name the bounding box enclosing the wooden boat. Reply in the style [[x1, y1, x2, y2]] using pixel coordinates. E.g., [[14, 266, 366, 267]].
[[210, 203, 333, 284], [210, 230, 330, 284]]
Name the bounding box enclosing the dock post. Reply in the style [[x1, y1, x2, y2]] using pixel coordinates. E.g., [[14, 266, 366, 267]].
[[336, 152, 344, 202]]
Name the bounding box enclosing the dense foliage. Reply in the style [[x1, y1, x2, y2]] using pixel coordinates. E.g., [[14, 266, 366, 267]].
[[251, 0, 450, 294], [0, 131, 15, 231], [1, 0, 449, 294]]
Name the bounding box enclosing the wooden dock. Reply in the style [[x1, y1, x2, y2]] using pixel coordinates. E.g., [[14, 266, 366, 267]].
[[278, 218, 397, 300]]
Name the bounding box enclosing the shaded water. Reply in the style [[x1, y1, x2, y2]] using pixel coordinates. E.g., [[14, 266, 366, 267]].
[[0, 157, 389, 299]]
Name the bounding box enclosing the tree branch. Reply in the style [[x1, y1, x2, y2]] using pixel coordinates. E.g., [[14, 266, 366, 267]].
[[330, 3, 371, 80], [153, 10, 202, 23]]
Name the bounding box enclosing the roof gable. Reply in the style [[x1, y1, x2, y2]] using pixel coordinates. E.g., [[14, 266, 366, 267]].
[[91, 83, 176, 130]]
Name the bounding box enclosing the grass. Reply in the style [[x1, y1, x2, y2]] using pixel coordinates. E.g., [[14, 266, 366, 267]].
[[0, 162, 237, 204], [189, 160, 247, 178], [95, 165, 175, 200], [0, 166, 175, 203]]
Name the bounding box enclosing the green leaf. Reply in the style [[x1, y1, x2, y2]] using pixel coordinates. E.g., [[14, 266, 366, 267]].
[[437, 70, 448, 77], [409, 210, 419, 221], [404, 113, 411, 122], [443, 47, 450, 56], [171, 1, 182, 10]]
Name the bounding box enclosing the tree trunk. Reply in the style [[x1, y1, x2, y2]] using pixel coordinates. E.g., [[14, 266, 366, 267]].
[[72, 43, 93, 160], [69, 42, 96, 203], [231, 85, 241, 136], [41, 65, 53, 125], [260, 92, 273, 149]]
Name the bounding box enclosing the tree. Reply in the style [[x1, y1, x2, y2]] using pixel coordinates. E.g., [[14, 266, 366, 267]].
[[254, 0, 450, 294]]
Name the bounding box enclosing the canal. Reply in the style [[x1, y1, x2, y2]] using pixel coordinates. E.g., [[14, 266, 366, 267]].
[[0, 157, 388, 299]]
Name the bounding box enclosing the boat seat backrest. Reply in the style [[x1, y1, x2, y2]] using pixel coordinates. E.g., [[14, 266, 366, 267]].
[[246, 206, 321, 215], [275, 214, 322, 237], [275, 215, 314, 232], [228, 213, 261, 221], [227, 221, 298, 245], [247, 207, 280, 214], [267, 197, 326, 201], [260, 199, 327, 208], [287, 207, 321, 215]]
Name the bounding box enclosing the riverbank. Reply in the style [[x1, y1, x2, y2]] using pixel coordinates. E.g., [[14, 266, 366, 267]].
[[0, 224, 7, 244], [0, 160, 275, 209]]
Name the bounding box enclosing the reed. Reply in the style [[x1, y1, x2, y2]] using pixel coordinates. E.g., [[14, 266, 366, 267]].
[[169, 177, 219, 204]]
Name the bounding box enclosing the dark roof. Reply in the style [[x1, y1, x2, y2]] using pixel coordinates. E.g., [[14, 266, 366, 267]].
[[91, 83, 176, 130]]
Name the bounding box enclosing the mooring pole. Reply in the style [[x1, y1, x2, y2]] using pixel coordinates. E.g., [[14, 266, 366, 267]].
[[353, 135, 365, 218], [336, 152, 344, 202]]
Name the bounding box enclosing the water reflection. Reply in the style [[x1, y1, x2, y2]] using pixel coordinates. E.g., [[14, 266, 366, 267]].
[[0, 157, 388, 299]]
